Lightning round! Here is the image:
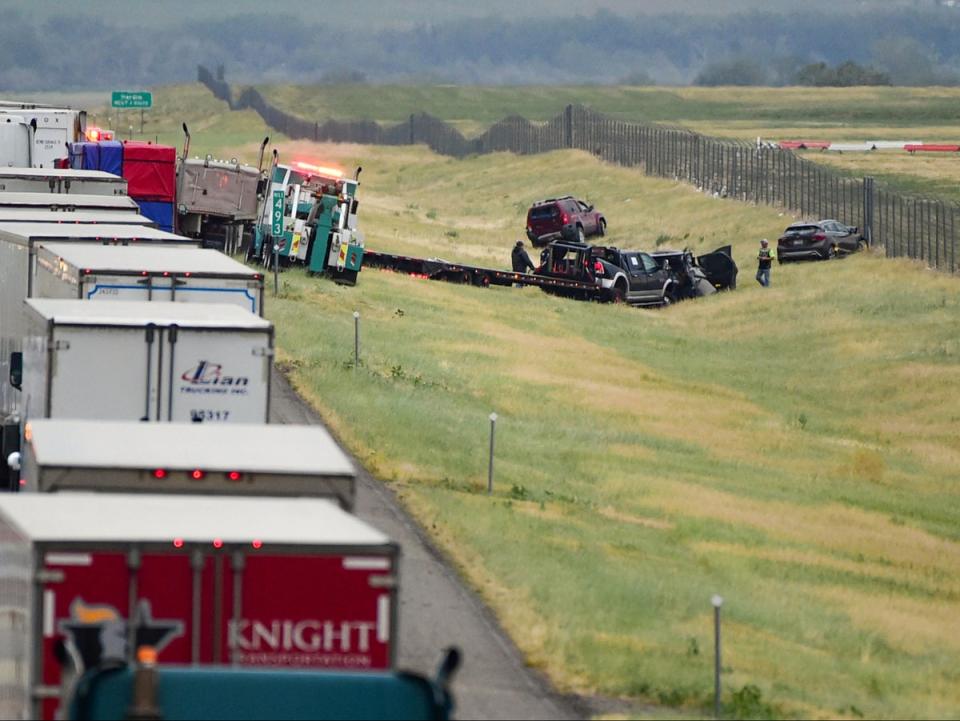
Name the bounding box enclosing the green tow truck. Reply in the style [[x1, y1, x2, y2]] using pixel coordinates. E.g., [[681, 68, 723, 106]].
[[252, 154, 364, 286]]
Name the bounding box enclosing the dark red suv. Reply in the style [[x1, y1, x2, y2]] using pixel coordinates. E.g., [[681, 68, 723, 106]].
[[525, 196, 606, 247]]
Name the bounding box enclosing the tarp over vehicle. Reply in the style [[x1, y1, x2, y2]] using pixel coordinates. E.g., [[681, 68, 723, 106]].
[[178, 158, 260, 220], [122, 141, 176, 201]]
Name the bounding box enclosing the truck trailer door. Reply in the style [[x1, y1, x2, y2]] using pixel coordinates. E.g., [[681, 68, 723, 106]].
[[38, 551, 136, 721], [45, 325, 162, 421], [161, 328, 270, 423]]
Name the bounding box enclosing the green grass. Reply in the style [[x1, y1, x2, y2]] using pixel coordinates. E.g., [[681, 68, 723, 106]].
[[260, 143, 960, 719], [139, 85, 960, 718], [257, 84, 960, 132]]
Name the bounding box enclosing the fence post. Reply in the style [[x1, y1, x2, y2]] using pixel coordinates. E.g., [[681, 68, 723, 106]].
[[863, 177, 875, 248]]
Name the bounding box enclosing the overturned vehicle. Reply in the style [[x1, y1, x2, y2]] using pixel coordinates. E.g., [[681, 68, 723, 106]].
[[535, 241, 738, 307]]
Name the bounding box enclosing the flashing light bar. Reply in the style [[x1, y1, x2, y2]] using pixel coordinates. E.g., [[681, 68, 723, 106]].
[[84, 127, 115, 142], [293, 161, 343, 178]]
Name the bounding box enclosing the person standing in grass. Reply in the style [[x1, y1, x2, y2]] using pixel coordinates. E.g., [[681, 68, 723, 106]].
[[756, 238, 775, 287]]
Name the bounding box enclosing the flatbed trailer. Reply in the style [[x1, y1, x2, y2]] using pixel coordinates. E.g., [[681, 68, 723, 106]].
[[362, 249, 602, 298]]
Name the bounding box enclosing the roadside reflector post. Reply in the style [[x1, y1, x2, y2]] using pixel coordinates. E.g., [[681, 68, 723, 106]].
[[487, 412, 498, 495], [712, 594, 724, 719], [353, 311, 360, 369], [273, 243, 280, 296]]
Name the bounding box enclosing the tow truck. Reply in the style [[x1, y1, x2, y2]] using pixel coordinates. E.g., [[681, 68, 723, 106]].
[[251, 154, 364, 285]]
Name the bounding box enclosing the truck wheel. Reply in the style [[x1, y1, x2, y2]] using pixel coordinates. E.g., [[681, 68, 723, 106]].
[[598, 219, 606, 237], [611, 282, 627, 304]]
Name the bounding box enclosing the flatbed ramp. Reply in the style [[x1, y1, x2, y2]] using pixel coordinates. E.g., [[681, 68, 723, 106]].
[[363, 249, 601, 298]]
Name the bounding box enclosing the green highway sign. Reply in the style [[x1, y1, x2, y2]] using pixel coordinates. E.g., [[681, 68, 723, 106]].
[[111, 91, 152, 109]]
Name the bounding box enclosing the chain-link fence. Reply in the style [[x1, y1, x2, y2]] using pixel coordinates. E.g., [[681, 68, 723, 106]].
[[199, 67, 958, 273]]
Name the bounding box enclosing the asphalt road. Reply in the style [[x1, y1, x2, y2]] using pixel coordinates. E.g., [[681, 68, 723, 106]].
[[270, 370, 580, 721]]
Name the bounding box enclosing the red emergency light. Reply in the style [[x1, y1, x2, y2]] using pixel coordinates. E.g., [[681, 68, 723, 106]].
[[173, 538, 184, 548], [252, 539, 263, 550], [84, 127, 115, 142], [191, 469, 205, 480], [293, 161, 343, 178], [213, 538, 223, 549], [153, 469, 167, 479], [227, 471, 242, 482]]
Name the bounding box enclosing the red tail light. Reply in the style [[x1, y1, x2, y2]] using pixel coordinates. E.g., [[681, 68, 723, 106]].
[[227, 471, 242, 482], [191, 469, 205, 480], [593, 260, 604, 275], [813, 233, 827, 241], [153, 469, 167, 479], [561, 213, 569, 225]]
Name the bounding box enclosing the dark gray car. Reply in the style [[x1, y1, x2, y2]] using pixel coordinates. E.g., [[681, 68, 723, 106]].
[[777, 220, 866, 262]]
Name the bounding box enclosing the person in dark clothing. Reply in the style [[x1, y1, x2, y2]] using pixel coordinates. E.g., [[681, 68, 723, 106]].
[[511, 240, 534, 273], [756, 238, 774, 287]]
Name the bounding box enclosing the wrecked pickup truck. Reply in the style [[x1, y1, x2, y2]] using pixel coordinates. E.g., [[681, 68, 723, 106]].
[[535, 241, 738, 306]]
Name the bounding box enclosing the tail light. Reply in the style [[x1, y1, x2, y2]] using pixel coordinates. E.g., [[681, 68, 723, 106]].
[[561, 213, 569, 225], [594, 260, 604, 275], [813, 233, 827, 241]]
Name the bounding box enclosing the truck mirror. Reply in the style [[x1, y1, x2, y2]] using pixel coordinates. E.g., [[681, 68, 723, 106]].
[[256, 178, 267, 197], [9, 352, 22, 391]]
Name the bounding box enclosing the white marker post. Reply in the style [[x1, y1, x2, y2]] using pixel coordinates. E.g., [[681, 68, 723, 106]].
[[487, 412, 498, 495], [353, 311, 360, 369], [712, 594, 724, 719]]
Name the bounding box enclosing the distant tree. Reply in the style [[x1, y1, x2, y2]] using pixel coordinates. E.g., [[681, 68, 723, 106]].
[[694, 58, 770, 86], [794, 61, 890, 86]]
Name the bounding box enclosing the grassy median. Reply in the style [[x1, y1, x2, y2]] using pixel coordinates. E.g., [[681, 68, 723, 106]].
[[260, 143, 960, 719], [140, 86, 960, 717]]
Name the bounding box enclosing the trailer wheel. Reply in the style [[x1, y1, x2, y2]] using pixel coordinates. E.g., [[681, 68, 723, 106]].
[[481, 274, 492, 287], [462, 271, 471, 284]]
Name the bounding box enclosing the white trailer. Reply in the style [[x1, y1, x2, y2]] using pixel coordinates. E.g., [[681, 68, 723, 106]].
[[20, 299, 273, 424], [0, 223, 199, 344], [0, 104, 86, 168], [0, 192, 139, 214], [33, 243, 264, 315], [0, 209, 154, 225], [0, 167, 126, 195], [0, 492, 399, 721], [19, 418, 355, 507], [0, 114, 33, 168]]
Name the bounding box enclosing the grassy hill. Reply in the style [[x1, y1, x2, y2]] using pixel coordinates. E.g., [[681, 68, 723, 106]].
[[142, 85, 960, 718]]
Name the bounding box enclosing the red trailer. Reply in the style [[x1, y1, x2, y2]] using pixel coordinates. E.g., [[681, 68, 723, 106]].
[[0, 493, 399, 720]]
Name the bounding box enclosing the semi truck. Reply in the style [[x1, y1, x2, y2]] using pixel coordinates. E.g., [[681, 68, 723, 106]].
[[32, 244, 264, 315], [177, 126, 268, 252], [16, 299, 273, 425], [16, 419, 355, 507], [0, 103, 87, 167], [0, 168, 127, 195], [0, 223, 199, 343], [0, 492, 400, 720]]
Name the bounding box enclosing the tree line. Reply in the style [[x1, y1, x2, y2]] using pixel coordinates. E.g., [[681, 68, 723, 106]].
[[1, 6, 959, 90]]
